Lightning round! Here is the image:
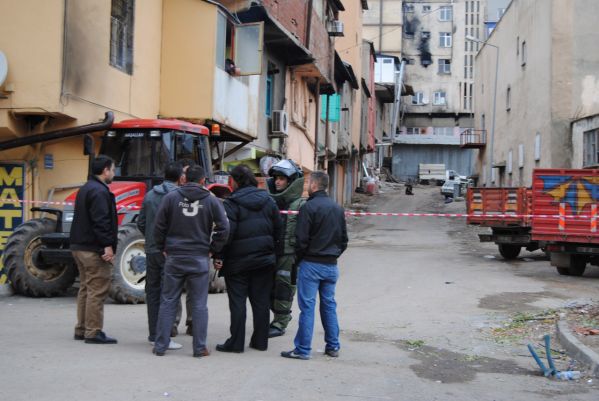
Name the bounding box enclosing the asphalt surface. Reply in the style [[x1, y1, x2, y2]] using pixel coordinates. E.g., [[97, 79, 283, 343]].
[[1, 185, 598, 401]]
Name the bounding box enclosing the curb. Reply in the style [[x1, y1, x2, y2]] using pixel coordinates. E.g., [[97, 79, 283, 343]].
[[0, 283, 13, 297], [556, 320, 599, 377]]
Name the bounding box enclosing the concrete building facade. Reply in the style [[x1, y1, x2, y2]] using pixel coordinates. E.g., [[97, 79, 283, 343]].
[[391, 0, 485, 181], [474, 0, 599, 187]]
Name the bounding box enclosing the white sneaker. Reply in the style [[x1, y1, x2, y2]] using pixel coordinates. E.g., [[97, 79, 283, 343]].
[[149, 340, 183, 350]]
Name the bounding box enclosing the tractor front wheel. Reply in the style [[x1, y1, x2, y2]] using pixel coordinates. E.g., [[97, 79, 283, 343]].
[[109, 223, 146, 304], [3, 218, 76, 297]]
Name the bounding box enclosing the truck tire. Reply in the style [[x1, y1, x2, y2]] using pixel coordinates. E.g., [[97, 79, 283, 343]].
[[498, 244, 521, 260], [2, 218, 77, 297], [568, 255, 587, 277], [556, 267, 571, 276], [109, 223, 146, 304]]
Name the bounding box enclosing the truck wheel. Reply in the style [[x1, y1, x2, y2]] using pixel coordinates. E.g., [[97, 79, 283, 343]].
[[2, 218, 76, 297], [568, 255, 587, 277], [556, 267, 571, 276], [208, 265, 226, 293], [498, 244, 521, 260], [109, 224, 146, 304]]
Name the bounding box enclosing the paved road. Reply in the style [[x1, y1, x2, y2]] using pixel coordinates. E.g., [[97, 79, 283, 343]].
[[1, 185, 598, 401]]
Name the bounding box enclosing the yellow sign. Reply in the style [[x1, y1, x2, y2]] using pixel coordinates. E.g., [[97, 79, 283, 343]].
[[0, 163, 25, 284]]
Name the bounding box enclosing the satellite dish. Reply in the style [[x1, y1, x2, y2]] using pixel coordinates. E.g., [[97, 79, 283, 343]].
[[0, 51, 7, 87]]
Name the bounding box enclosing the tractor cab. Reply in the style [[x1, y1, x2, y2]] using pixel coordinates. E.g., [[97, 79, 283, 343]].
[[102, 119, 213, 188]]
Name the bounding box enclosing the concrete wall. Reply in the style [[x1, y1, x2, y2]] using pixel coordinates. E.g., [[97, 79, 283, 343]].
[[0, 0, 163, 207], [392, 144, 475, 181], [286, 70, 317, 172], [363, 0, 403, 57], [474, 0, 599, 187], [160, 0, 215, 120]]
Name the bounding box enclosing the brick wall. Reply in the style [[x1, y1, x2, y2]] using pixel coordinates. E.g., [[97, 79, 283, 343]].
[[262, 0, 308, 44]]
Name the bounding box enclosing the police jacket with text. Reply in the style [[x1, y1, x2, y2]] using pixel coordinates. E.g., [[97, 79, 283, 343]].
[[295, 190, 348, 264], [153, 183, 229, 256], [70, 176, 118, 254]]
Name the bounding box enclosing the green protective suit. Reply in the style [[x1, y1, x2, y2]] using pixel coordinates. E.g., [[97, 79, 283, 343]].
[[268, 176, 305, 330]]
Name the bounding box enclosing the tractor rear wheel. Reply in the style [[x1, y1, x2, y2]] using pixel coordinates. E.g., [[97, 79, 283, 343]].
[[109, 223, 146, 304], [498, 244, 521, 260], [3, 218, 77, 297]]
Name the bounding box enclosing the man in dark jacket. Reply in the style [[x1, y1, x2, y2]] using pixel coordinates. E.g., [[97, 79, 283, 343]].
[[70, 155, 118, 344], [281, 171, 348, 360], [152, 166, 229, 357], [137, 162, 185, 350], [215, 164, 283, 353]]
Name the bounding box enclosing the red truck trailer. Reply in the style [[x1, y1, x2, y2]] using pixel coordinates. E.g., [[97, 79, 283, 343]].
[[466, 187, 539, 259], [531, 169, 599, 276]]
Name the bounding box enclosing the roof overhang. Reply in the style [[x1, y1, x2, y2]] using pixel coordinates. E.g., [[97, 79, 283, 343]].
[[236, 6, 313, 66]]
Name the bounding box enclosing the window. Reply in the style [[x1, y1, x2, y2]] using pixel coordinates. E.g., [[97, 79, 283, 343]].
[[110, 0, 135, 74], [518, 144, 524, 168], [406, 127, 419, 135], [506, 86, 511, 111], [534, 133, 541, 161], [481, 114, 486, 131], [320, 94, 341, 122], [521, 41, 527, 66], [216, 11, 264, 75], [517, 36, 519, 55], [433, 91, 447, 105], [584, 129, 599, 167], [404, 3, 415, 13], [439, 6, 453, 21], [508, 149, 513, 174], [439, 32, 452, 48], [438, 59, 451, 74], [423, 5, 431, 12], [433, 127, 454, 136], [412, 92, 424, 105], [421, 31, 431, 39]]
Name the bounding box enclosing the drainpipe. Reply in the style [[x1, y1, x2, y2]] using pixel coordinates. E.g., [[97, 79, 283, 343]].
[[0, 112, 114, 151], [324, 93, 330, 171], [306, 0, 314, 49], [313, 78, 320, 170], [391, 60, 406, 140]]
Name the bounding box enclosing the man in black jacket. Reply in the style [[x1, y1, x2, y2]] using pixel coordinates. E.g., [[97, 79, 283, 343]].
[[215, 164, 283, 353], [152, 166, 229, 357], [70, 155, 118, 344], [281, 171, 348, 360]]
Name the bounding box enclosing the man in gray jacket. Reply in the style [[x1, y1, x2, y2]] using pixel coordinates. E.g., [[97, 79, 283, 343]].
[[153, 166, 230, 357], [137, 162, 186, 349]]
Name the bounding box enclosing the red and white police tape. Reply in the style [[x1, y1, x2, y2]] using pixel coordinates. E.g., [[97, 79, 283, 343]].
[[0, 198, 596, 219]]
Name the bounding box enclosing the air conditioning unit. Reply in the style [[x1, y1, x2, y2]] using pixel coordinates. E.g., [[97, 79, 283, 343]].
[[270, 110, 288, 137], [328, 20, 344, 36]]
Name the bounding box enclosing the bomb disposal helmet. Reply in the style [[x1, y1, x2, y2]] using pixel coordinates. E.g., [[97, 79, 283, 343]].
[[268, 159, 303, 182]]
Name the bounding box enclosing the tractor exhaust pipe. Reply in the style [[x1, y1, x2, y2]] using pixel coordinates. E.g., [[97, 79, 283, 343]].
[[0, 111, 114, 151]]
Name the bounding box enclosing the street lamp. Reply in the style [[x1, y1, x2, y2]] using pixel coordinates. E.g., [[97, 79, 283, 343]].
[[466, 35, 499, 187]]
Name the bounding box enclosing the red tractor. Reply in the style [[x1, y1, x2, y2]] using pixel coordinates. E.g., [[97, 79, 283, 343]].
[[1, 114, 231, 303]]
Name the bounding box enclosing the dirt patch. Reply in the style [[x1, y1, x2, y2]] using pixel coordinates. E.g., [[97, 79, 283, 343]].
[[342, 330, 536, 383], [479, 291, 567, 312]]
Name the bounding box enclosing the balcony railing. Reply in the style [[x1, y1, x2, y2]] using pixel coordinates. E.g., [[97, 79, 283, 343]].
[[460, 129, 487, 148]]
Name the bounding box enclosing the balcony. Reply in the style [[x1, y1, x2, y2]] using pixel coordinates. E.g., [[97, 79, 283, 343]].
[[460, 129, 487, 148]]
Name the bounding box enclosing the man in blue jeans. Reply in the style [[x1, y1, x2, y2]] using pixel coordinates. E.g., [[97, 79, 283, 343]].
[[281, 171, 348, 360]]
